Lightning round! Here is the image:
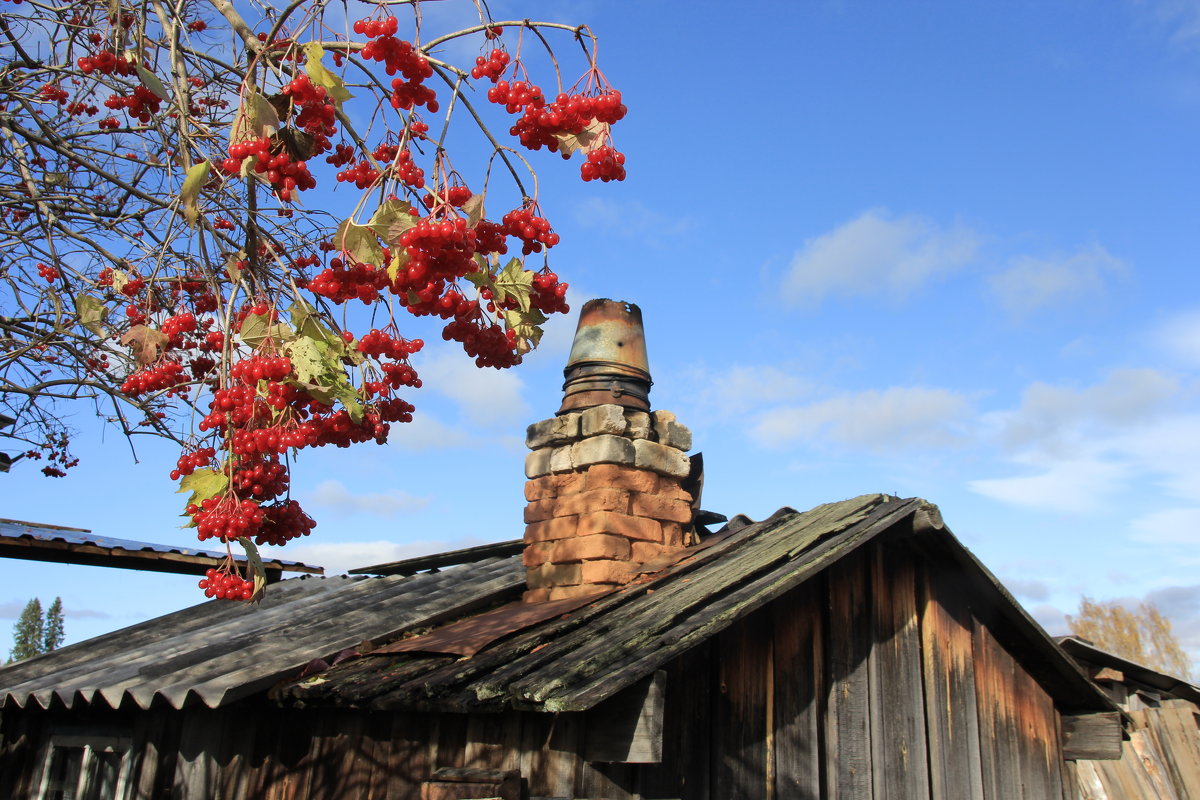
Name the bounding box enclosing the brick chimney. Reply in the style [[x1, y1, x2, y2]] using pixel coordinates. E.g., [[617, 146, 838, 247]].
[[522, 299, 695, 602]]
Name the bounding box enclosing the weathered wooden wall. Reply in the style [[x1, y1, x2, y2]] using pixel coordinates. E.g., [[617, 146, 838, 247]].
[[1, 535, 1075, 800]]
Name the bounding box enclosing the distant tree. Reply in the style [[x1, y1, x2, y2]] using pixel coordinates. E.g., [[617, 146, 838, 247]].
[[43, 597, 65, 653], [1067, 596, 1193, 680], [9, 598, 44, 662]]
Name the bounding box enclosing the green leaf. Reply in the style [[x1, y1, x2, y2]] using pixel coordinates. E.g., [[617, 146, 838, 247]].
[[75, 295, 107, 336], [554, 119, 608, 157], [368, 198, 417, 244], [302, 42, 353, 108], [286, 335, 330, 385], [462, 193, 486, 227], [386, 250, 410, 284], [180, 161, 210, 227], [334, 219, 384, 267], [135, 64, 171, 102], [502, 307, 548, 355], [333, 382, 364, 423], [239, 313, 271, 348], [230, 92, 281, 145], [109, 268, 130, 294], [236, 537, 268, 600], [463, 270, 493, 291], [177, 468, 228, 508], [493, 257, 535, 313]]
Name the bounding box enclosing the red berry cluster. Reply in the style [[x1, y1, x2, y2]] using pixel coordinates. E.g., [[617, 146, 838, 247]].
[[36, 262, 60, 282], [38, 83, 69, 105], [582, 145, 626, 182], [76, 50, 134, 76], [258, 500, 316, 546], [470, 49, 509, 81], [199, 568, 255, 600], [120, 361, 185, 397], [171, 446, 216, 480], [501, 203, 560, 254], [356, 18, 438, 112], [221, 136, 315, 202], [104, 86, 163, 124], [190, 495, 265, 542]]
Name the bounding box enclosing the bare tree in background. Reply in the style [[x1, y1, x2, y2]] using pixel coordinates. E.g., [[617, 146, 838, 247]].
[[1067, 596, 1193, 681]]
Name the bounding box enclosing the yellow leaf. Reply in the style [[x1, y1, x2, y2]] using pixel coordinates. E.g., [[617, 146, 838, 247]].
[[181, 161, 210, 226]]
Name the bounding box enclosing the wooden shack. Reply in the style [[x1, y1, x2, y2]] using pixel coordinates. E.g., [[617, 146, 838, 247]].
[[0, 493, 1123, 799], [1057, 636, 1200, 798]]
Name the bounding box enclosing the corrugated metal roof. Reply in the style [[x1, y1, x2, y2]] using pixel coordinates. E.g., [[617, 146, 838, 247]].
[[0, 555, 523, 711], [0, 517, 322, 576], [277, 494, 1115, 715]]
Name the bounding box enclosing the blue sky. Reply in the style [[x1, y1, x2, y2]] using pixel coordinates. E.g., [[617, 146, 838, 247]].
[[4, 1, 1200, 667]]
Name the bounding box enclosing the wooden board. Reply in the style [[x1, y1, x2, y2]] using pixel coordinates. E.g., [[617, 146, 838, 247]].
[[868, 540, 930, 800], [714, 604, 771, 800], [824, 552, 874, 800], [637, 639, 713, 800], [919, 558, 984, 800], [771, 579, 824, 799]]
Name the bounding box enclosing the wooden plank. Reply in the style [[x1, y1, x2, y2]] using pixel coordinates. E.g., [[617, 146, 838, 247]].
[[1018, 660, 1065, 798], [527, 712, 582, 798], [584, 670, 665, 763], [637, 639, 713, 800], [463, 713, 508, 770], [385, 711, 432, 799], [771, 580, 823, 799], [173, 707, 222, 800], [868, 540, 930, 800], [577, 759, 636, 800], [714, 605, 771, 800], [825, 553, 874, 800], [1062, 713, 1124, 760], [919, 559, 984, 800], [972, 621, 1007, 800], [0, 708, 40, 797], [435, 713, 468, 771]]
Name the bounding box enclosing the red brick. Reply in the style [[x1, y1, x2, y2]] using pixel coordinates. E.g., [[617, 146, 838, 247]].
[[524, 498, 556, 523], [584, 463, 659, 494], [657, 477, 693, 503], [522, 541, 554, 567], [630, 493, 693, 523], [631, 540, 678, 563], [523, 587, 551, 603], [576, 510, 663, 542], [548, 584, 611, 601], [523, 473, 586, 501], [661, 522, 685, 547], [579, 559, 634, 585], [549, 533, 631, 563], [526, 562, 582, 589], [524, 516, 578, 543], [550, 487, 631, 518]]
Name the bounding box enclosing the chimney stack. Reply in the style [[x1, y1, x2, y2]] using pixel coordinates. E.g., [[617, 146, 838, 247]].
[[523, 299, 695, 602]]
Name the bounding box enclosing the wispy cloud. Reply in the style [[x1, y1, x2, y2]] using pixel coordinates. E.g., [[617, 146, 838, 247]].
[[969, 458, 1131, 513], [988, 244, 1126, 318], [308, 479, 429, 516], [1130, 507, 1200, 544], [416, 346, 530, 427], [572, 197, 693, 246], [783, 209, 980, 305], [751, 386, 974, 452], [1152, 308, 1200, 367], [275, 537, 489, 575], [389, 413, 474, 452]]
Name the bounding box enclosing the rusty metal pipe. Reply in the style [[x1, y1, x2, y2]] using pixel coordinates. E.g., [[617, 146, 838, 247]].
[[558, 299, 652, 413]]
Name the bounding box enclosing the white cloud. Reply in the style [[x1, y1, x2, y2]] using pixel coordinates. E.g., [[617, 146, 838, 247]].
[[1002, 577, 1052, 602], [1153, 309, 1200, 366], [274, 539, 466, 575], [572, 197, 693, 244], [783, 209, 979, 305], [309, 479, 429, 516], [389, 413, 473, 452], [1028, 603, 1070, 636], [1130, 507, 1200, 544], [751, 386, 973, 451], [416, 346, 529, 427], [986, 368, 1180, 458], [969, 458, 1130, 513], [988, 244, 1126, 317], [689, 365, 812, 415]]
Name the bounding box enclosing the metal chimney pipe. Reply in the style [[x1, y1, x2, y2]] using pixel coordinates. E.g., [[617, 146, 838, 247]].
[[558, 299, 652, 414]]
